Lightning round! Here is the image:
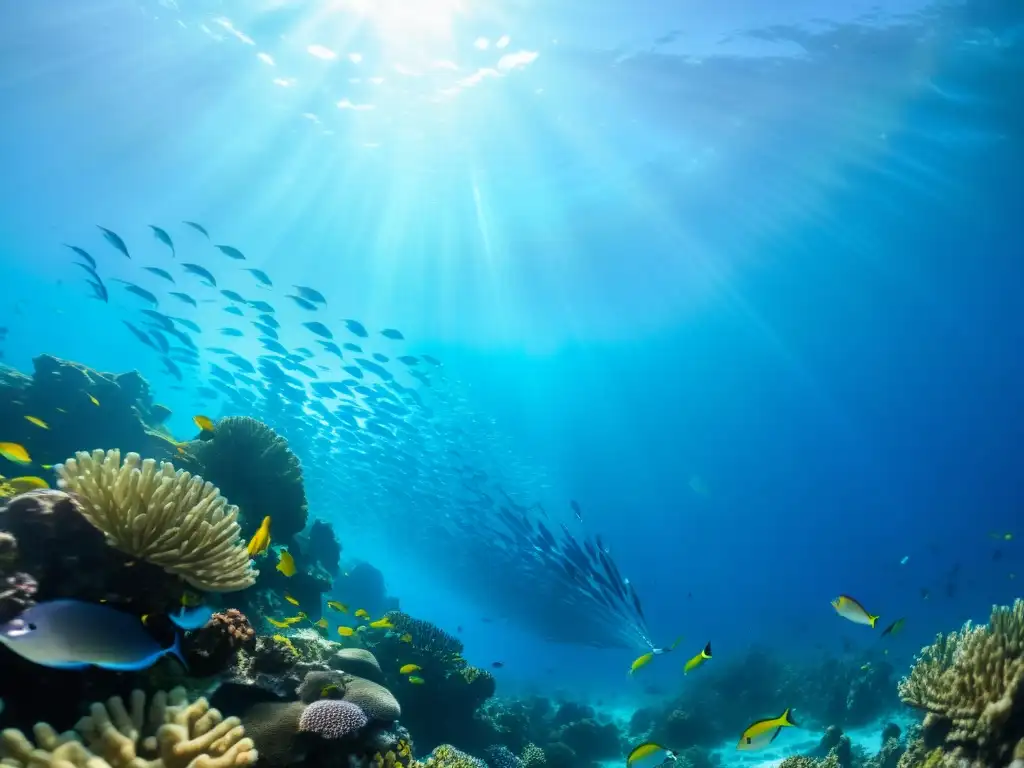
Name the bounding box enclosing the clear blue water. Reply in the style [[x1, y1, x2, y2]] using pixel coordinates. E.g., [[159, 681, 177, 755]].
[[1, 0, 1022, 714]]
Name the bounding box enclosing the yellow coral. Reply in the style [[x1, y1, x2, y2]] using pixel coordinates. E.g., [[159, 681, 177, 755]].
[[0, 687, 257, 768], [55, 449, 257, 592]]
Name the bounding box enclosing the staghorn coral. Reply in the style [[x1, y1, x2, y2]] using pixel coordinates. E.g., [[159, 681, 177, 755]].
[[55, 449, 257, 592], [0, 687, 257, 768], [176, 416, 307, 543], [299, 700, 369, 740], [897, 599, 1024, 766]]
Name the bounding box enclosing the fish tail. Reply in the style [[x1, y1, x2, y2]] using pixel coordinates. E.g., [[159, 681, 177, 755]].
[[869, 614, 879, 629], [168, 632, 188, 672], [780, 708, 797, 728]]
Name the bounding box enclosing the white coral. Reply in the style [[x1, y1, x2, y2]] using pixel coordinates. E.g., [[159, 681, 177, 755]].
[[55, 449, 256, 592]]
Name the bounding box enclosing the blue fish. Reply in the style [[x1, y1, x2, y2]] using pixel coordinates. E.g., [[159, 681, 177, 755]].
[[169, 605, 213, 632], [0, 600, 186, 671]]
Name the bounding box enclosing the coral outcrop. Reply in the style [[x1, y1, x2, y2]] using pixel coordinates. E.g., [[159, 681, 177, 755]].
[[174, 416, 307, 544], [0, 687, 257, 768], [897, 599, 1024, 768], [55, 449, 257, 592], [0, 355, 176, 472]]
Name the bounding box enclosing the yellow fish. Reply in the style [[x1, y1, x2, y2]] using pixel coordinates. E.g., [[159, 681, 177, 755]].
[[316, 618, 329, 629], [338, 626, 355, 637], [684, 642, 712, 674], [193, 414, 216, 432], [247, 516, 272, 557], [369, 618, 394, 630], [737, 708, 798, 751], [266, 618, 293, 629], [23, 416, 49, 430], [400, 633, 413, 643], [8, 476, 49, 492], [831, 595, 879, 628], [321, 684, 341, 697], [40, 464, 53, 470], [407, 676, 425, 685], [284, 595, 300, 606], [354, 609, 370, 619], [399, 664, 421, 675], [88, 394, 100, 406], [272, 634, 297, 652], [626, 742, 678, 768], [0, 443, 32, 465], [327, 601, 349, 613], [277, 549, 297, 577], [630, 652, 654, 675]]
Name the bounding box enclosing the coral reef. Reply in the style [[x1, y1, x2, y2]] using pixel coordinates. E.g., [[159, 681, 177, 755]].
[[897, 599, 1024, 768], [299, 519, 341, 577], [55, 449, 257, 592], [0, 355, 176, 473], [0, 687, 257, 768], [174, 416, 307, 544], [299, 699, 369, 739], [185, 609, 257, 677], [360, 613, 495, 753]]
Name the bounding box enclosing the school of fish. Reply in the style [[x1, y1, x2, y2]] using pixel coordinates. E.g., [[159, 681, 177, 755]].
[[58, 222, 652, 650]]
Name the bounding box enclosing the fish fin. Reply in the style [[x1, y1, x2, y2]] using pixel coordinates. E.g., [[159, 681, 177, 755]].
[[168, 632, 188, 671], [769, 727, 783, 744], [780, 708, 797, 727], [869, 614, 879, 629], [703, 641, 712, 657]]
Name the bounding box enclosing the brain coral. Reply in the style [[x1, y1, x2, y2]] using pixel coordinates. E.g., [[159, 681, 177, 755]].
[[898, 598, 1024, 765], [55, 449, 257, 592], [299, 700, 369, 740], [341, 674, 402, 721]]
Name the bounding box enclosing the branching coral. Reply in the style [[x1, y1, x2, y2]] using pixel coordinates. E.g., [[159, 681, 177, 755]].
[[897, 599, 1024, 765], [54, 449, 257, 592], [0, 687, 258, 768]]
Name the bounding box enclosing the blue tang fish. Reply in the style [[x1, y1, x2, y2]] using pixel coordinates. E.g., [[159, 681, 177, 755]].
[[0, 600, 186, 671], [169, 605, 213, 631]]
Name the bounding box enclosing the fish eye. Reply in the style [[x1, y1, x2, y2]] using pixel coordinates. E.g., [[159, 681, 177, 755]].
[[27, 623, 36, 631]]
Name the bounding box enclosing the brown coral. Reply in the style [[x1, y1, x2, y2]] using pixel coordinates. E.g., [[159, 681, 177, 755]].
[[898, 599, 1024, 766]]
